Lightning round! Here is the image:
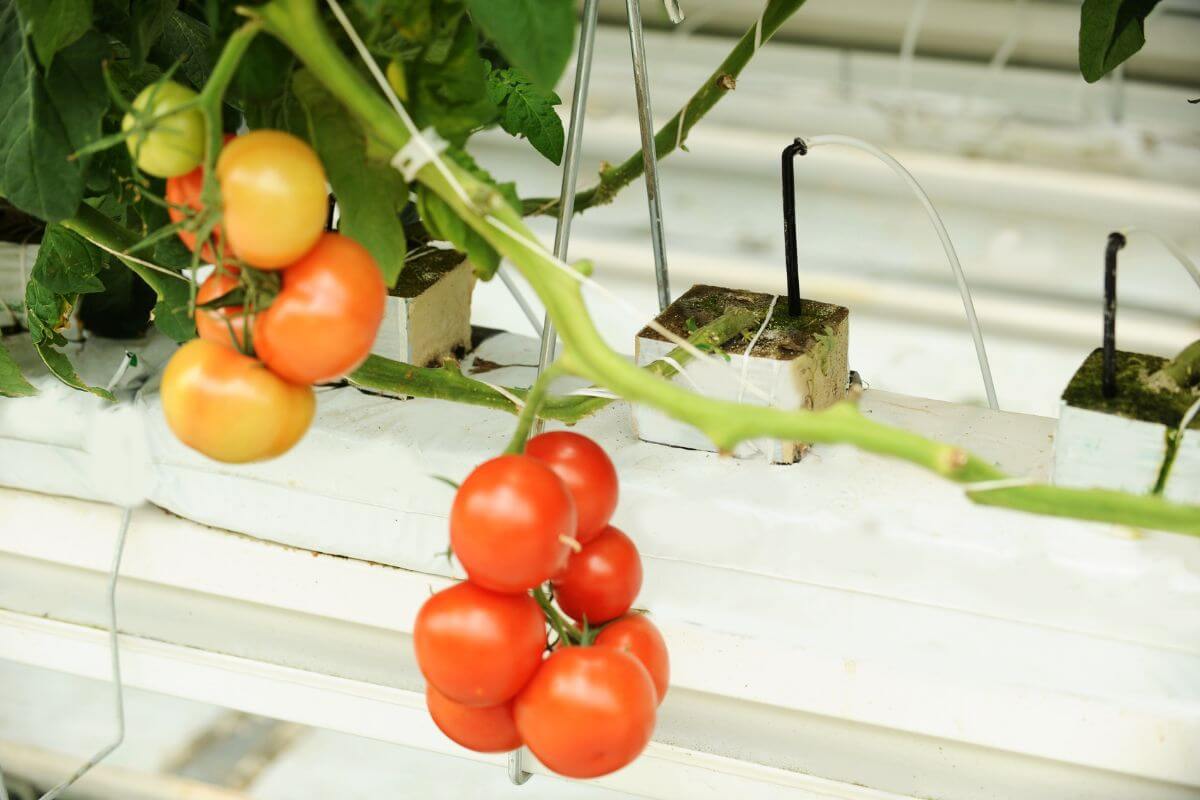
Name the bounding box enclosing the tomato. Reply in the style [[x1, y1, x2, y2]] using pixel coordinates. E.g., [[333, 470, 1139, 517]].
[[160, 339, 314, 463], [450, 455, 575, 594], [253, 233, 386, 384], [166, 134, 235, 261], [551, 526, 642, 625], [595, 615, 669, 705], [216, 130, 328, 268], [514, 647, 656, 778], [426, 684, 521, 753], [526, 431, 618, 544], [413, 581, 546, 706], [122, 81, 204, 178], [194, 267, 247, 349]]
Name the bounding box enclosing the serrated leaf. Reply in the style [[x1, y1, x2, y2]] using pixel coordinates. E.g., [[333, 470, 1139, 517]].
[[488, 68, 563, 164], [150, 9, 212, 90], [0, 338, 37, 397], [0, 14, 109, 221], [33, 338, 114, 400], [130, 0, 177, 69], [30, 224, 106, 296], [293, 70, 408, 285], [463, 0, 575, 89], [15, 0, 92, 68], [407, 9, 496, 144], [1079, 0, 1162, 83]]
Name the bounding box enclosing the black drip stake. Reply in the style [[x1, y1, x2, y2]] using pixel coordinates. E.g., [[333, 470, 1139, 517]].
[[781, 138, 808, 318], [1102, 231, 1127, 399]]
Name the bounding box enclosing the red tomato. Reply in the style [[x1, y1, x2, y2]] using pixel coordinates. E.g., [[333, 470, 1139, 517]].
[[526, 431, 618, 544], [450, 455, 575, 594], [194, 267, 247, 349], [513, 646, 657, 778], [253, 233, 387, 384], [413, 582, 546, 706], [426, 684, 521, 753], [160, 339, 314, 463], [216, 130, 328, 269], [166, 134, 234, 261], [551, 526, 642, 625], [595, 615, 669, 705]]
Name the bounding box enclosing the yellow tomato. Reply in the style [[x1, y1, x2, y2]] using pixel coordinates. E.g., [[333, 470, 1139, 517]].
[[216, 130, 328, 269], [161, 339, 315, 463], [122, 81, 205, 178]]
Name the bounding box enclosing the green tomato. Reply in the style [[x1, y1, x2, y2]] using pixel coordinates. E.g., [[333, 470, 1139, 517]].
[[122, 81, 205, 178]]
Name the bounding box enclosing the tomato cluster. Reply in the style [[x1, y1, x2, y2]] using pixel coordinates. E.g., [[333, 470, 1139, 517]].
[[415, 432, 670, 779], [133, 92, 387, 464]]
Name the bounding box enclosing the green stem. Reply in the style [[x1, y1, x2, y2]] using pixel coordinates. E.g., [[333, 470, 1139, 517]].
[[523, 0, 809, 217], [1158, 339, 1200, 388], [504, 362, 563, 454], [969, 485, 1200, 537], [534, 586, 581, 645], [252, 0, 1200, 536]]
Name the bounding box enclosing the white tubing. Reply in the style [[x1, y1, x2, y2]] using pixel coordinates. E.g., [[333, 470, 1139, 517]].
[[804, 135, 999, 411], [1118, 227, 1200, 292]]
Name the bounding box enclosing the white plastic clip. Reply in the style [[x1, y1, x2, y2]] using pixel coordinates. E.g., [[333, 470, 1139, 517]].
[[391, 128, 450, 183]]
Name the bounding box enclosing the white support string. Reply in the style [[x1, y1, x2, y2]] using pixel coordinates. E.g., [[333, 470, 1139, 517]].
[[1118, 227, 1200, 292], [898, 0, 930, 100], [753, 7, 765, 51], [804, 135, 1000, 410], [480, 380, 526, 410], [496, 267, 544, 337], [38, 507, 131, 800], [737, 294, 778, 404]]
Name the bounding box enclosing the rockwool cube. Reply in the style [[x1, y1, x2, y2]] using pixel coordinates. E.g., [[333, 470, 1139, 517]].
[[633, 284, 849, 464], [373, 248, 475, 368]]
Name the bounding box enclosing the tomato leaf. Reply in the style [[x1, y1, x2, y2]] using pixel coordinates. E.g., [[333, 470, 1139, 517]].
[[293, 70, 409, 286], [14, 0, 93, 69], [149, 9, 213, 90], [0, 338, 37, 398], [463, 0, 575, 89], [0, 12, 109, 221], [33, 338, 114, 400], [1078, 0, 1162, 83], [487, 68, 564, 165], [29, 224, 106, 297], [406, 6, 496, 144]]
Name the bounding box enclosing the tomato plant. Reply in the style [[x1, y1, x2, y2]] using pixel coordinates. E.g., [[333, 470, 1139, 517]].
[[513, 646, 657, 778], [425, 684, 521, 753], [215, 130, 329, 269], [552, 526, 643, 625], [450, 455, 575, 594], [253, 233, 387, 384], [122, 82, 205, 178], [160, 339, 314, 463], [413, 581, 546, 707], [596, 615, 670, 705], [526, 431, 619, 543]]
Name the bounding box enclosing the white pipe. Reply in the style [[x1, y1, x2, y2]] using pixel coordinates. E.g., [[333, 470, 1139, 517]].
[[1118, 227, 1200, 293], [805, 134, 1000, 410]]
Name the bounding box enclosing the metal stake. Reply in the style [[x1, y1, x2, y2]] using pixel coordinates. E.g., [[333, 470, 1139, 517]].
[[532, 0, 602, 437], [626, 0, 672, 313], [780, 138, 808, 317], [1102, 231, 1126, 398]]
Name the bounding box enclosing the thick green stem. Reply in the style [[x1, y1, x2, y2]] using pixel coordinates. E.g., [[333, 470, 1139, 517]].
[[969, 485, 1200, 537], [253, 0, 1200, 536], [1159, 339, 1200, 388], [523, 0, 809, 217]]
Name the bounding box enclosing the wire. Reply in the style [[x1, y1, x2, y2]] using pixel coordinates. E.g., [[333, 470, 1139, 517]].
[[804, 135, 1000, 410], [38, 507, 131, 800]]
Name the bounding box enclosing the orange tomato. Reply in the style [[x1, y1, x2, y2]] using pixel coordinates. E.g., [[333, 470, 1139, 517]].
[[160, 339, 314, 463], [426, 684, 521, 753], [194, 267, 247, 349], [216, 130, 328, 269], [165, 133, 234, 261], [595, 614, 669, 705], [253, 233, 387, 384]]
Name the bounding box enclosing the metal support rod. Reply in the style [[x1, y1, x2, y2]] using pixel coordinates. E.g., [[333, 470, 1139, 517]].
[[780, 138, 808, 317], [532, 0, 601, 437], [626, 0, 672, 313], [506, 748, 531, 786], [1103, 231, 1126, 399]]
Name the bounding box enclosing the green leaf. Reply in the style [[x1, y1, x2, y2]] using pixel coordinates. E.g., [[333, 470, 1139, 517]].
[[30, 224, 106, 297], [33, 338, 114, 400], [0, 338, 37, 397], [1079, 0, 1162, 83], [487, 68, 564, 164], [150, 9, 213, 90], [130, 0, 178, 69], [15, 0, 92, 68], [77, 251, 157, 338], [0, 15, 110, 221], [293, 70, 408, 286], [463, 0, 575, 89], [407, 9, 497, 144]]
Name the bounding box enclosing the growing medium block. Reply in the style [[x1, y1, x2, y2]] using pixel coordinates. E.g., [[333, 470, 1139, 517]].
[[1053, 348, 1199, 503], [372, 248, 475, 368], [633, 284, 849, 464]]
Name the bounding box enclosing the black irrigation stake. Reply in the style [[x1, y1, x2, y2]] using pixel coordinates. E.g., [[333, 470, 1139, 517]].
[[781, 137, 808, 318], [1102, 231, 1127, 398]]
